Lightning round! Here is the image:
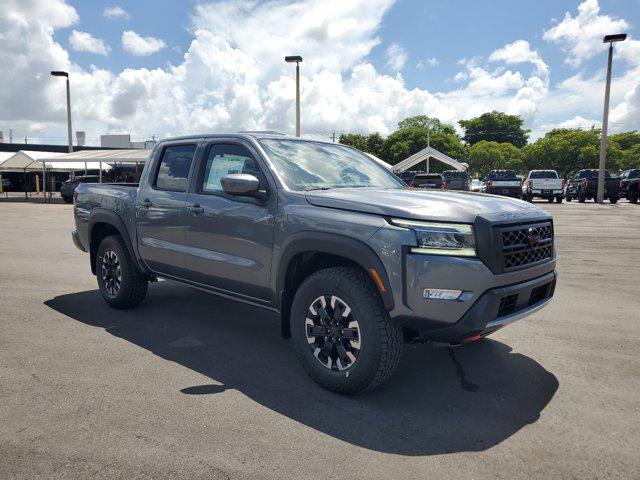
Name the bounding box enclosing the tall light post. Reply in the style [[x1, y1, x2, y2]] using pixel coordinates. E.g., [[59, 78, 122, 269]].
[[285, 56, 302, 137], [50, 71, 73, 153], [596, 34, 626, 204]]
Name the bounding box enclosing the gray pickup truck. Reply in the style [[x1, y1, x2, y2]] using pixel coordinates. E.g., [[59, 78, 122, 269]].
[[72, 133, 557, 393]]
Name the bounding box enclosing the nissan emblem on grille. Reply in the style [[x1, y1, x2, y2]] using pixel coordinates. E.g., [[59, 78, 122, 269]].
[[500, 222, 553, 270]]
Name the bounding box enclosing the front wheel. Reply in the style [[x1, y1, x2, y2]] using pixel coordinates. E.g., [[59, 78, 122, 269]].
[[291, 267, 402, 394], [96, 235, 148, 309], [556, 195, 563, 203], [578, 191, 586, 203], [565, 193, 572, 202], [630, 191, 638, 204], [610, 197, 618, 204]]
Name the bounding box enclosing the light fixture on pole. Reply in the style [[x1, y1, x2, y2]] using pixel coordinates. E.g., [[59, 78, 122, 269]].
[[285, 56, 303, 137], [596, 33, 626, 204]]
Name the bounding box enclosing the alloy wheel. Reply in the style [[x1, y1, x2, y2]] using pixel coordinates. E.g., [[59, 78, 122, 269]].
[[101, 250, 122, 297], [305, 295, 361, 371]]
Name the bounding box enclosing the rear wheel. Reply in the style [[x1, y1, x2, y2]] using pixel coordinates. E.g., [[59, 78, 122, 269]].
[[610, 197, 618, 204], [555, 195, 563, 203], [96, 235, 148, 309], [565, 193, 572, 202], [291, 266, 402, 394], [547, 197, 554, 203], [629, 191, 638, 204], [578, 191, 586, 203]]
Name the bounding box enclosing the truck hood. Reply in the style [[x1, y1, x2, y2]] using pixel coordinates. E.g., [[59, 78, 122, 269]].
[[304, 188, 547, 223]]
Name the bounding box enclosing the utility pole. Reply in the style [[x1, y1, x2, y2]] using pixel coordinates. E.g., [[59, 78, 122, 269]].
[[9, 129, 13, 143], [330, 132, 337, 142], [285, 56, 303, 137], [597, 34, 626, 204]]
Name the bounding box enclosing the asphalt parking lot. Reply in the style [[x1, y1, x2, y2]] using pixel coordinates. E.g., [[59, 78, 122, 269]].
[[1, 201, 639, 479]]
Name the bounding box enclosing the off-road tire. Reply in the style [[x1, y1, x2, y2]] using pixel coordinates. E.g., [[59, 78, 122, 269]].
[[290, 266, 402, 394], [578, 191, 586, 203], [630, 191, 638, 204], [96, 234, 148, 309], [555, 196, 563, 203], [610, 197, 618, 204]]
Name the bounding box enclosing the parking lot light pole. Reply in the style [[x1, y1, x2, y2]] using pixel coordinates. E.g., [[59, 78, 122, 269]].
[[50, 71, 73, 154], [285, 56, 302, 137], [597, 34, 626, 204]]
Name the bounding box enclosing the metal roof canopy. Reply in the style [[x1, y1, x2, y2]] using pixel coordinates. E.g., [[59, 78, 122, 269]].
[[392, 146, 467, 172], [0, 150, 112, 172], [40, 149, 151, 164]]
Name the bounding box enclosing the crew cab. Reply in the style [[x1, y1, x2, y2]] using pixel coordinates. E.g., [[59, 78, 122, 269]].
[[619, 169, 640, 204], [483, 170, 522, 198], [522, 170, 564, 203], [71, 133, 557, 393], [441, 170, 470, 191], [565, 169, 620, 203]]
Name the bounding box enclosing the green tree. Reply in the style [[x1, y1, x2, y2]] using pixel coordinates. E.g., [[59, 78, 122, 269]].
[[464, 141, 523, 176], [397, 115, 456, 135], [523, 128, 604, 177], [459, 111, 530, 148]]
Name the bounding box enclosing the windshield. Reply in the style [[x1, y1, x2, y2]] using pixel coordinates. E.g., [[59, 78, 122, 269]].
[[530, 171, 558, 179], [258, 139, 405, 191], [487, 171, 517, 180]]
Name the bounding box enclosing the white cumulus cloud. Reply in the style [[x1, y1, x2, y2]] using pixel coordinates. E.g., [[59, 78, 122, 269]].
[[69, 30, 110, 55], [543, 0, 630, 67], [0, 0, 638, 146], [122, 30, 166, 56]]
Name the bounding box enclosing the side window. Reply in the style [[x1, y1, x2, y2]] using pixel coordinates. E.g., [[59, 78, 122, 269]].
[[155, 144, 197, 192], [200, 144, 266, 193]]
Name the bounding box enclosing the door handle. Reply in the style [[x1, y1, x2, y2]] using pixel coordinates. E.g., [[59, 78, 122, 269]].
[[188, 203, 204, 214], [140, 199, 152, 208]]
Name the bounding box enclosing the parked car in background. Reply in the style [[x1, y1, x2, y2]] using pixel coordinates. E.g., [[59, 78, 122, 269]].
[[441, 170, 470, 191], [60, 175, 100, 203], [399, 171, 443, 189], [483, 170, 522, 198], [565, 169, 620, 203], [522, 170, 564, 203], [71, 133, 557, 393], [619, 169, 640, 204], [469, 178, 485, 192]]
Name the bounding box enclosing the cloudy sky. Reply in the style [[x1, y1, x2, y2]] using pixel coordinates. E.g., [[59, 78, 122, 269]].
[[0, 0, 639, 146]]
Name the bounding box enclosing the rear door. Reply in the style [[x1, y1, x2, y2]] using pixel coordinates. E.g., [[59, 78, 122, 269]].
[[182, 140, 276, 303], [136, 142, 198, 278]]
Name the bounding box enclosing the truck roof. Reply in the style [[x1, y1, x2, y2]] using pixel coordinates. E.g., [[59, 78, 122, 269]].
[[157, 132, 337, 146]]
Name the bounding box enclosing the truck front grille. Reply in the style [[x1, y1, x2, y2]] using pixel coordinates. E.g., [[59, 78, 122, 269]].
[[499, 222, 553, 271]]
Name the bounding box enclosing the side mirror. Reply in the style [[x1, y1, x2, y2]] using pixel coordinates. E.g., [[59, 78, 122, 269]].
[[220, 174, 266, 200]]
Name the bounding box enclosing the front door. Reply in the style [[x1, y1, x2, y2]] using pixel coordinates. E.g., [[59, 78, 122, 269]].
[[136, 143, 197, 278], [183, 141, 275, 302]]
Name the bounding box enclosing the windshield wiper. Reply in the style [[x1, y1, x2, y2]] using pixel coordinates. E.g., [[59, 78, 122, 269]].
[[304, 186, 332, 191]]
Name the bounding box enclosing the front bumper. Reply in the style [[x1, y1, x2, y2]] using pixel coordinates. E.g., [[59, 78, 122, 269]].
[[418, 271, 557, 342], [71, 229, 87, 252]]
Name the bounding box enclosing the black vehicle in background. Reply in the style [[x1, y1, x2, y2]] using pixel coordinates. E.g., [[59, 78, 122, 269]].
[[619, 169, 640, 204], [399, 171, 443, 189], [441, 170, 470, 190], [565, 169, 620, 203], [483, 170, 522, 198], [60, 175, 100, 203]]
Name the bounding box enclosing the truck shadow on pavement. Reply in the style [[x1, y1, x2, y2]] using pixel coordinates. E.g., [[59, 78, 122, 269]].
[[45, 282, 558, 456]]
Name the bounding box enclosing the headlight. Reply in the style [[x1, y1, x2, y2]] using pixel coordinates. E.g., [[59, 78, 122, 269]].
[[390, 218, 476, 257]]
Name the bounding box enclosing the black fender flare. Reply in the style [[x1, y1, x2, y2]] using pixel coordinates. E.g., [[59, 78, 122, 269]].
[[275, 232, 394, 311], [88, 209, 148, 275]]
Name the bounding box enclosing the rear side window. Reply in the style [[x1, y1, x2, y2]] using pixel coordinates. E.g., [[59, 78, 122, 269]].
[[155, 144, 197, 192], [200, 144, 265, 193]]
